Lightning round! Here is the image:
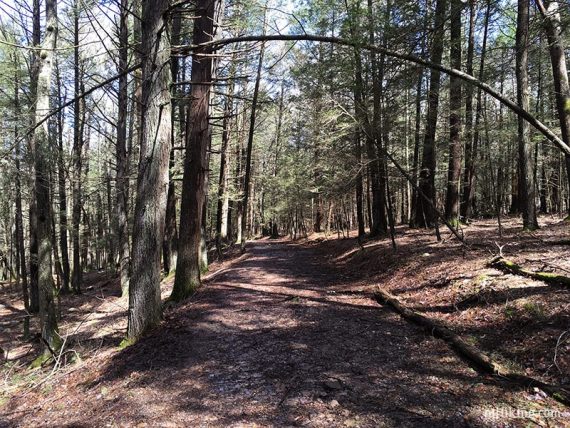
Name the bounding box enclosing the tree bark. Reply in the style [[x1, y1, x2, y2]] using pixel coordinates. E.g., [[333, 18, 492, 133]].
[[71, 1, 85, 293], [33, 0, 61, 353], [127, 0, 172, 339], [415, 0, 447, 228], [516, 0, 539, 230], [216, 54, 237, 252], [28, 0, 41, 315], [54, 59, 70, 293], [171, 0, 218, 301], [444, 0, 463, 223], [461, 0, 490, 221], [13, 54, 30, 336], [241, 29, 266, 248], [536, 0, 570, 217], [116, 0, 130, 295], [163, 11, 182, 275], [366, 0, 387, 236], [409, 68, 423, 226]]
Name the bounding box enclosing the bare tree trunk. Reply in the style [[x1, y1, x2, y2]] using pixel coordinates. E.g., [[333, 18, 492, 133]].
[[355, 128, 366, 237], [127, 0, 172, 339], [516, 0, 539, 230], [33, 0, 61, 353], [409, 68, 423, 226], [54, 59, 70, 294], [415, 0, 447, 228], [241, 23, 266, 248], [163, 11, 182, 275], [116, 0, 130, 294], [365, 0, 387, 236], [28, 0, 41, 314], [536, 0, 570, 217], [461, 0, 490, 221], [444, 0, 463, 224], [172, 0, 219, 301], [216, 53, 237, 253], [71, 1, 85, 293], [13, 54, 30, 336]]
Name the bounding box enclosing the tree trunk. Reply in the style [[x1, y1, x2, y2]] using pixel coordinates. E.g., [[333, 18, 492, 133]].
[[171, 0, 219, 301], [461, 0, 490, 221], [516, 0, 539, 230], [13, 54, 30, 336], [163, 11, 182, 275], [415, 0, 447, 228], [28, 0, 41, 315], [409, 68, 423, 226], [536, 0, 570, 217], [216, 53, 237, 253], [71, 1, 85, 293], [54, 59, 70, 294], [366, 0, 387, 236], [444, 0, 463, 224], [355, 128, 366, 237], [116, 0, 130, 294], [241, 28, 266, 248], [127, 0, 172, 339], [33, 0, 61, 353]]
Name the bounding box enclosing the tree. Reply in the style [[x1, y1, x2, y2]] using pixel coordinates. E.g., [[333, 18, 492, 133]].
[[241, 35, 266, 248], [127, 0, 172, 340], [116, 0, 130, 296], [33, 0, 61, 353], [516, 0, 539, 230], [444, 0, 463, 224], [536, 0, 570, 217], [413, 0, 447, 228], [71, 0, 86, 294], [171, 0, 221, 301]]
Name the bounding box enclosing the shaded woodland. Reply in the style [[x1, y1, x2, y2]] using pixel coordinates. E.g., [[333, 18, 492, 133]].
[[1, 0, 570, 425]]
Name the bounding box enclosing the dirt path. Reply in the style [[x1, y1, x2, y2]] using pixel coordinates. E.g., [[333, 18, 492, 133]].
[[3, 240, 562, 427]]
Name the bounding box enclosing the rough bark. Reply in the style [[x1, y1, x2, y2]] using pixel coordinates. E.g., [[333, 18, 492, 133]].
[[54, 60, 70, 293], [444, 0, 463, 223], [241, 35, 266, 248], [414, 0, 447, 227], [409, 68, 423, 227], [516, 0, 539, 230], [33, 0, 61, 353], [127, 0, 172, 339], [536, 0, 570, 217], [28, 0, 41, 315], [116, 0, 130, 295], [216, 56, 237, 252], [366, 0, 387, 236], [163, 11, 182, 275], [171, 0, 218, 301], [461, 0, 490, 221], [13, 55, 29, 335], [71, 1, 85, 293]]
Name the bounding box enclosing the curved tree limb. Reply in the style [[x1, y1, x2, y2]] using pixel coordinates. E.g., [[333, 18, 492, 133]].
[[173, 34, 570, 155]]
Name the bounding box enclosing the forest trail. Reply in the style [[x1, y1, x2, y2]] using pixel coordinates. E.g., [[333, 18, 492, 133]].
[[3, 239, 548, 427]]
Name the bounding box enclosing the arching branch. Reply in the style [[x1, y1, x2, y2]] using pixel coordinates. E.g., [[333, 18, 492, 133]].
[[173, 33, 570, 155]]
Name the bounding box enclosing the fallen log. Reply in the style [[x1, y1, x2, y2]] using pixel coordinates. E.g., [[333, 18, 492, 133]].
[[489, 256, 570, 287], [374, 287, 570, 406]]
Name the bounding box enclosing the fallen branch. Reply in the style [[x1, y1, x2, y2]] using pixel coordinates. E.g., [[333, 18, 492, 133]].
[[373, 287, 570, 406], [489, 256, 570, 287]]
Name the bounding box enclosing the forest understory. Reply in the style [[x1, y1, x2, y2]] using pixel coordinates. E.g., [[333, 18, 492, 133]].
[[1, 215, 569, 427]]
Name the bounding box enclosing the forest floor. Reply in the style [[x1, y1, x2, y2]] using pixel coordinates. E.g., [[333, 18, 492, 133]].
[[1, 216, 570, 427]]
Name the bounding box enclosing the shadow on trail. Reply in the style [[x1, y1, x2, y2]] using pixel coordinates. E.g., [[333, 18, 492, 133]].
[[56, 241, 516, 427]]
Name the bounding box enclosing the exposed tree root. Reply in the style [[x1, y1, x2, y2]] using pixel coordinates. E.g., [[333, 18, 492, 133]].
[[489, 256, 570, 287], [373, 287, 570, 406]]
